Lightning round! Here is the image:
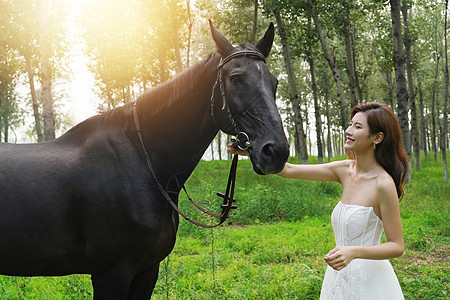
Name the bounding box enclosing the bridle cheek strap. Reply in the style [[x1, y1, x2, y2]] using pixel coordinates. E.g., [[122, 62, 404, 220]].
[[210, 50, 266, 150]]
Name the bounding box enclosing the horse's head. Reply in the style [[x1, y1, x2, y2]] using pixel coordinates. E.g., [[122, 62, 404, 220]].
[[209, 21, 290, 175]]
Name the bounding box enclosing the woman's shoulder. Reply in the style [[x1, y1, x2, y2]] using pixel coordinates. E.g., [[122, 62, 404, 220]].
[[327, 159, 352, 168], [375, 170, 398, 202]]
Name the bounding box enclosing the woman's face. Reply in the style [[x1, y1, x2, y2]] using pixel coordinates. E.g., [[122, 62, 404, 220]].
[[344, 112, 375, 153]]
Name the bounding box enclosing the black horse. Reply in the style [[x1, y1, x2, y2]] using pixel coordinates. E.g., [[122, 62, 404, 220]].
[[0, 21, 289, 299]]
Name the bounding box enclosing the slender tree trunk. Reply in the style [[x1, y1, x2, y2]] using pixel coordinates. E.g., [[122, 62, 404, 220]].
[[210, 138, 215, 160], [442, 0, 448, 180], [273, 9, 308, 164], [342, 0, 359, 108], [352, 33, 363, 102], [432, 53, 441, 161], [402, 0, 419, 170], [169, 0, 182, 73], [185, 0, 193, 68], [251, 0, 258, 44], [385, 69, 395, 111], [2, 107, 8, 142], [418, 81, 428, 158], [431, 6, 441, 161], [390, 0, 411, 181], [38, 0, 55, 141], [217, 131, 222, 160], [25, 52, 44, 142], [411, 92, 420, 170], [307, 0, 348, 131], [159, 46, 168, 82], [325, 97, 332, 162], [306, 21, 323, 163], [293, 126, 300, 159]]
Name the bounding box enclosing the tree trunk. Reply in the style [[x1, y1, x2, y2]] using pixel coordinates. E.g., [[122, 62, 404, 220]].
[[325, 93, 332, 162], [251, 0, 258, 44], [402, 0, 419, 170], [2, 109, 8, 143], [442, 0, 449, 181], [307, 0, 348, 131], [306, 22, 323, 163], [431, 53, 441, 161], [169, 0, 182, 73], [38, 0, 55, 141], [411, 92, 420, 170], [273, 9, 308, 164], [217, 131, 222, 160], [159, 46, 168, 82], [390, 0, 411, 181], [342, 0, 359, 108], [25, 52, 44, 142], [385, 69, 395, 111], [418, 81, 428, 158], [185, 0, 193, 68]]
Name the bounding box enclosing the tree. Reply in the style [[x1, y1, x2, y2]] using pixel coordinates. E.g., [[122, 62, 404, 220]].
[[185, 0, 194, 68], [342, 0, 359, 108], [306, 18, 323, 163], [251, 0, 259, 44], [442, 0, 449, 180], [273, 8, 308, 164], [307, 0, 349, 131], [38, 0, 55, 141], [401, 0, 420, 170], [390, 0, 411, 181], [169, 0, 183, 73], [0, 48, 20, 142]]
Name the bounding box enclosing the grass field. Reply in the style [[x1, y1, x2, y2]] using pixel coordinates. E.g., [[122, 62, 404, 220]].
[[0, 154, 448, 299]]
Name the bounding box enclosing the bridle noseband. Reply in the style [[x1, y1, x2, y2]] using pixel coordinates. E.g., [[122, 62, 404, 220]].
[[133, 49, 266, 228]]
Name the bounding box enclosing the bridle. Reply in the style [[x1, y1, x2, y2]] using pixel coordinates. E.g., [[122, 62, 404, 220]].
[[133, 49, 266, 228], [210, 49, 266, 151]]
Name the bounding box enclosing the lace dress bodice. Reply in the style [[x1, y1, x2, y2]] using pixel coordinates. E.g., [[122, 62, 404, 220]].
[[320, 201, 404, 300], [331, 201, 384, 247]]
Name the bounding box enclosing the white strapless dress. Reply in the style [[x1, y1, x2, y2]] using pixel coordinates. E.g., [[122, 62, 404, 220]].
[[320, 201, 404, 300]]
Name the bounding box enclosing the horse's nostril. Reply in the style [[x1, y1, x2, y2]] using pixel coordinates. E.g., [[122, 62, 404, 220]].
[[261, 143, 276, 158]]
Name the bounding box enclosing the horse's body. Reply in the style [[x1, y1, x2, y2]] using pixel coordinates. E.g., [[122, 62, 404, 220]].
[[0, 22, 289, 299]]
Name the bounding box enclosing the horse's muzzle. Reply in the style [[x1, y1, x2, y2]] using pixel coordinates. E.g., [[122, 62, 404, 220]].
[[250, 141, 289, 175]]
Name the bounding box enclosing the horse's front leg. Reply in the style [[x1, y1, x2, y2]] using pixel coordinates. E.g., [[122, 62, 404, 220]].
[[91, 264, 135, 300], [126, 263, 160, 300]]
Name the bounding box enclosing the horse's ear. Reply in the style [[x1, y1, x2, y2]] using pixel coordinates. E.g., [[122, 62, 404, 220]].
[[209, 19, 235, 57], [255, 22, 275, 58]]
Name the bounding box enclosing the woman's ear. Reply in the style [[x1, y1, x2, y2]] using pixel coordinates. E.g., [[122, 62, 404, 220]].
[[373, 132, 384, 145]]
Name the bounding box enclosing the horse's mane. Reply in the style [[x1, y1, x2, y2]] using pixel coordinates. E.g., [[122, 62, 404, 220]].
[[101, 52, 221, 123]]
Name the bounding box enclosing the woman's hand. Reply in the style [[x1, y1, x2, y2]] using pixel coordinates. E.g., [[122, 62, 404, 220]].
[[323, 246, 356, 271], [227, 142, 249, 156]]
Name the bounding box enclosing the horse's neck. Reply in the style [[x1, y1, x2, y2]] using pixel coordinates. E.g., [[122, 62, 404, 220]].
[[138, 55, 221, 192]]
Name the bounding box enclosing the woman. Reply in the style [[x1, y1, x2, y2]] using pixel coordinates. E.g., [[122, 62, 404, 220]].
[[228, 102, 408, 299]]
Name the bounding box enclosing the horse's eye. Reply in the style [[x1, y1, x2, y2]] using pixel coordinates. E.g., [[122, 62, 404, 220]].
[[230, 75, 242, 85]]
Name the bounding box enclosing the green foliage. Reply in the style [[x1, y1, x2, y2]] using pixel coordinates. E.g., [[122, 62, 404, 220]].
[[177, 158, 340, 233], [1, 154, 446, 299]]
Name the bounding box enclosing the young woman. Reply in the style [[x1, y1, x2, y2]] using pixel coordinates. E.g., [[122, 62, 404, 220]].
[[228, 102, 408, 299]]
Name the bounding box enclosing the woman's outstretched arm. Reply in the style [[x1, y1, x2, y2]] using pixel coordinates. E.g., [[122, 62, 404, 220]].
[[277, 160, 349, 183], [227, 142, 349, 183]]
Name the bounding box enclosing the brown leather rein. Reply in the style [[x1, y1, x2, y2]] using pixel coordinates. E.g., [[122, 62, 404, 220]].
[[133, 102, 238, 228]]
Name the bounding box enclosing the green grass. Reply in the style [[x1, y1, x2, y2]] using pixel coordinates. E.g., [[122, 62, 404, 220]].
[[0, 153, 448, 299]]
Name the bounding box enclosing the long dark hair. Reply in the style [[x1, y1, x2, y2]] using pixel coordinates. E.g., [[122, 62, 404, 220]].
[[350, 102, 409, 199]]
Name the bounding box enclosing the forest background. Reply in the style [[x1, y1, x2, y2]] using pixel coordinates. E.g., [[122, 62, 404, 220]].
[[0, 0, 449, 298], [0, 0, 449, 178]]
